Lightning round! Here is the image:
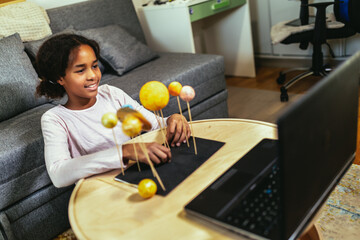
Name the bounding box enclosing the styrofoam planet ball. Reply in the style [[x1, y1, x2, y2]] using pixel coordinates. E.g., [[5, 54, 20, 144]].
[[117, 108, 152, 131], [139, 81, 169, 111], [122, 115, 142, 137], [180, 85, 195, 102], [101, 112, 118, 128], [138, 178, 157, 198], [168, 81, 182, 96]]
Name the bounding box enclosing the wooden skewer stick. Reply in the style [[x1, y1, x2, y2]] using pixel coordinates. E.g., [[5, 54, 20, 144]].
[[176, 96, 189, 147], [159, 109, 167, 129], [153, 111, 170, 149], [135, 134, 156, 177], [131, 137, 141, 172], [112, 129, 125, 175], [159, 109, 172, 147], [158, 110, 170, 149], [138, 137, 166, 191], [186, 101, 197, 155]]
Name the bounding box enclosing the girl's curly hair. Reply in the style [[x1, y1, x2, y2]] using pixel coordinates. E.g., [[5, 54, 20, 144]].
[[35, 34, 100, 99]]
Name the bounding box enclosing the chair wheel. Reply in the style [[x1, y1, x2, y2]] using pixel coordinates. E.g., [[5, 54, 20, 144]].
[[280, 87, 289, 102], [280, 94, 289, 102], [323, 64, 332, 72], [277, 73, 286, 84]]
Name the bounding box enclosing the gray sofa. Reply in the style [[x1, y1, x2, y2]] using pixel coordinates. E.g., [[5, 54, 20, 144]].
[[0, 0, 228, 239]]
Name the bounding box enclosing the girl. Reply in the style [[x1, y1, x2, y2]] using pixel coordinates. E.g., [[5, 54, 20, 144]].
[[36, 34, 190, 188]]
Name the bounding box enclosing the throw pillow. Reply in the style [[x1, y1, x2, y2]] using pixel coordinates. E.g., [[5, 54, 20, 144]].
[[0, 33, 48, 122], [24, 26, 106, 74], [24, 26, 76, 59], [76, 24, 158, 75]]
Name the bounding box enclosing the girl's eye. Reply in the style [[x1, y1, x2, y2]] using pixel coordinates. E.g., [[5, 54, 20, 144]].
[[75, 69, 85, 73], [92, 64, 98, 69]]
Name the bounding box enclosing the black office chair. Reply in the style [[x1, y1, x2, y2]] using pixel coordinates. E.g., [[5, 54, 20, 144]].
[[276, 0, 360, 102]]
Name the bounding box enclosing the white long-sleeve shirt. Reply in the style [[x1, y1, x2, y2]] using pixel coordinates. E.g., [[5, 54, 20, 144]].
[[41, 84, 164, 188]]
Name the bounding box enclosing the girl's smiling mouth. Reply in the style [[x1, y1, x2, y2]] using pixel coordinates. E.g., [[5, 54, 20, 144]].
[[85, 82, 98, 89]]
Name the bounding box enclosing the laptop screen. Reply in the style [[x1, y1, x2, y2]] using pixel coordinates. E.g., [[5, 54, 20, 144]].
[[277, 51, 360, 240]]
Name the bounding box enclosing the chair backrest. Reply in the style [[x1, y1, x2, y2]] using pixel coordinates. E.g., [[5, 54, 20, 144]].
[[334, 0, 360, 32]]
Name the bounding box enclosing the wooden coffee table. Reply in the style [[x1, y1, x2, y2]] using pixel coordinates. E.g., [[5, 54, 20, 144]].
[[68, 119, 320, 239]]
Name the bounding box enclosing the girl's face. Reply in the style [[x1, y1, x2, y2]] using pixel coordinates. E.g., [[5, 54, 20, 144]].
[[58, 44, 101, 110]]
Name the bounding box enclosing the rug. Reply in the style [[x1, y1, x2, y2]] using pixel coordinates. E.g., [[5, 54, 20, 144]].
[[317, 164, 360, 239]]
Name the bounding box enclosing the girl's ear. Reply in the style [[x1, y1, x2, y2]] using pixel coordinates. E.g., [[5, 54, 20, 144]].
[[57, 77, 65, 86]]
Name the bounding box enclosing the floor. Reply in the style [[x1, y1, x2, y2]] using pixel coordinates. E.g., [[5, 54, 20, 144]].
[[226, 67, 323, 94], [226, 67, 360, 165]]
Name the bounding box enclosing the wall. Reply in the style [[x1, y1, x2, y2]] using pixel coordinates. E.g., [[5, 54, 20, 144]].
[[27, 0, 88, 9]]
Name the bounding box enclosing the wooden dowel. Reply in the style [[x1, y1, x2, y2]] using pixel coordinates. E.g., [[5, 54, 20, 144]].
[[159, 109, 172, 148], [153, 111, 170, 149], [112, 129, 125, 175], [138, 138, 166, 191], [131, 139, 141, 172], [139, 141, 155, 177], [186, 101, 197, 155], [158, 110, 170, 149], [176, 96, 189, 147]]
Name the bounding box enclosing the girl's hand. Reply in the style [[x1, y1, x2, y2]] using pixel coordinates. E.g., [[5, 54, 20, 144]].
[[166, 114, 191, 147], [122, 142, 171, 165]]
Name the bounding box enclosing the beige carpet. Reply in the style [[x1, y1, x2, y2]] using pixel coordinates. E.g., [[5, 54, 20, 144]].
[[317, 164, 360, 240]]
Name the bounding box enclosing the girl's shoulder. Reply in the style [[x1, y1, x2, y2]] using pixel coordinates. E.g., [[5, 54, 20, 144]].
[[99, 84, 125, 95], [98, 84, 127, 101], [41, 104, 67, 124], [43, 104, 64, 116]]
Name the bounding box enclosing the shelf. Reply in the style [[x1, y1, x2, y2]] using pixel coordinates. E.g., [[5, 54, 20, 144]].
[[189, 0, 246, 22]]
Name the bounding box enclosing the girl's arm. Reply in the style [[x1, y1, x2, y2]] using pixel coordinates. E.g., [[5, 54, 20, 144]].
[[41, 109, 171, 188], [41, 113, 122, 188]]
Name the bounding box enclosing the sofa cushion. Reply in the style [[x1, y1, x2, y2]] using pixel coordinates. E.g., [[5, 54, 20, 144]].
[[24, 27, 106, 74], [0, 103, 55, 210], [24, 26, 75, 59], [47, 0, 146, 44], [101, 52, 226, 116], [1, 184, 73, 240], [3, 184, 73, 240], [76, 24, 158, 75], [0, 33, 48, 122]]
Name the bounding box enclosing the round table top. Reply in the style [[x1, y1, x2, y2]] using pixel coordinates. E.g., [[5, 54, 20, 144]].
[[68, 118, 277, 239]]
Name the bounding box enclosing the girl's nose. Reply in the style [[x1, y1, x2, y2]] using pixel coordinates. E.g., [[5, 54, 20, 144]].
[[87, 68, 96, 80]]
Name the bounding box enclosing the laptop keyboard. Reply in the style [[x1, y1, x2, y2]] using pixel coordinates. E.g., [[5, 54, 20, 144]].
[[224, 164, 280, 237]]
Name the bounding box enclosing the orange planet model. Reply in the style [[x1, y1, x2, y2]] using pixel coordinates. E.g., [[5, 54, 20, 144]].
[[168, 81, 182, 96], [101, 112, 118, 128], [122, 115, 143, 137], [138, 178, 157, 198], [139, 81, 169, 111]]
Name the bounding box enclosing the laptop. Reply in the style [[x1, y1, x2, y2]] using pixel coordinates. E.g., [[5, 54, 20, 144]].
[[185, 51, 360, 240]]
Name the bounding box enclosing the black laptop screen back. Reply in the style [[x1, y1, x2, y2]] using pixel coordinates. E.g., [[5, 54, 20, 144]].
[[277, 52, 360, 240]]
